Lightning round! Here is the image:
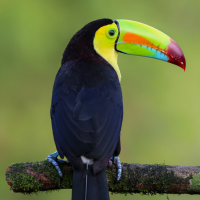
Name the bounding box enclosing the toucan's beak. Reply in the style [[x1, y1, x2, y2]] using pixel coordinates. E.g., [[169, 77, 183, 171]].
[[114, 19, 186, 71]]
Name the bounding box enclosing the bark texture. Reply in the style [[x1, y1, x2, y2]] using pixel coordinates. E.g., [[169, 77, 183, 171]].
[[5, 161, 200, 195]]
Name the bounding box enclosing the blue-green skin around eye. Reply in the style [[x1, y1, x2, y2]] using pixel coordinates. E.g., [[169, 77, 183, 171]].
[[106, 27, 118, 39]]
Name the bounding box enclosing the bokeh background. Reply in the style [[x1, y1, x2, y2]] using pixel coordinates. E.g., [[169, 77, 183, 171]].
[[1, 0, 200, 200]]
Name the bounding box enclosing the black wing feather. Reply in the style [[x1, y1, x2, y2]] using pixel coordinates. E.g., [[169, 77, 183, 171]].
[[51, 62, 123, 172]]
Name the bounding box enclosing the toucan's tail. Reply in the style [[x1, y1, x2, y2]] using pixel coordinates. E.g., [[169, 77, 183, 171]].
[[72, 164, 110, 200]]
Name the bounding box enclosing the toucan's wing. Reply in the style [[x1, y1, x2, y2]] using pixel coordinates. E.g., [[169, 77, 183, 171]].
[[51, 71, 123, 170]]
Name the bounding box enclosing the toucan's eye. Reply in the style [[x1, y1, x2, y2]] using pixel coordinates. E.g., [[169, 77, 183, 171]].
[[108, 30, 115, 36], [106, 27, 117, 39]]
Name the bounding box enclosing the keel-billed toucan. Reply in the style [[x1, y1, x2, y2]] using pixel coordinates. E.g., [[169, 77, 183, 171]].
[[46, 18, 186, 200]]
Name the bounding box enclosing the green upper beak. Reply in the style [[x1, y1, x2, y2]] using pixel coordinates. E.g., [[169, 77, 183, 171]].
[[114, 19, 186, 70]]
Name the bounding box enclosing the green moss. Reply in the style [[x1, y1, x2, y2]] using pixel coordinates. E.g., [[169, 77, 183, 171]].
[[7, 162, 43, 193], [107, 163, 190, 196], [6, 160, 74, 194], [189, 173, 200, 192], [7, 161, 192, 195]]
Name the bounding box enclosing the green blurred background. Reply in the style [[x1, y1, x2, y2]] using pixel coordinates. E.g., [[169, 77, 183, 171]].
[[1, 0, 200, 199]]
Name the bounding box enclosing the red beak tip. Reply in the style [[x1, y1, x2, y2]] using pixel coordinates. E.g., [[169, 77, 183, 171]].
[[167, 38, 186, 72], [180, 61, 186, 71], [180, 63, 186, 71]]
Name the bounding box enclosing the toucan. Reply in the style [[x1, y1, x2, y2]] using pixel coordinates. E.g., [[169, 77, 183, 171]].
[[46, 18, 186, 200]]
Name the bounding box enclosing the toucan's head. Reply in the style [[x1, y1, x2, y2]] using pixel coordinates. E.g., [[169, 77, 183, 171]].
[[62, 18, 186, 80]]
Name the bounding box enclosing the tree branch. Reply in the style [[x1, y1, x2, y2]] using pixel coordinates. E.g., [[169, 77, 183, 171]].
[[5, 161, 200, 195]]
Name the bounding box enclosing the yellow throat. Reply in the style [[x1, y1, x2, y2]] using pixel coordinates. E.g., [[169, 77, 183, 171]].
[[93, 23, 121, 81]]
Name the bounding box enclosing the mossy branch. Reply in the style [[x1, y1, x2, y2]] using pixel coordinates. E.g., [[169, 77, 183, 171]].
[[5, 161, 200, 195]]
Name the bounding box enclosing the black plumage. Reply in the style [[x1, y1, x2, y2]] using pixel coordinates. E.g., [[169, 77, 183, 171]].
[[51, 59, 123, 173], [50, 19, 123, 200]]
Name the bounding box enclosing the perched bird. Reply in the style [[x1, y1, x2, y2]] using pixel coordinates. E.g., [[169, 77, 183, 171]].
[[46, 18, 186, 200]]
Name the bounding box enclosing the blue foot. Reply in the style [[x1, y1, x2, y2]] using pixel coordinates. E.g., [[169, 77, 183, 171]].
[[45, 151, 68, 178], [113, 156, 122, 181]]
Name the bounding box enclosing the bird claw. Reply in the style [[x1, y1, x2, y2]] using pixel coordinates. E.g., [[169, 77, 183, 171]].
[[108, 159, 113, 167], [45, 151, 68, 178], [113, 156, 122, 181], [106, 157, 113, 167]]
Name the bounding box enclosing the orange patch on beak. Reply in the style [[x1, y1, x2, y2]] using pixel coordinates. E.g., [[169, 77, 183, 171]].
[[123, 32, 159, 49]]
